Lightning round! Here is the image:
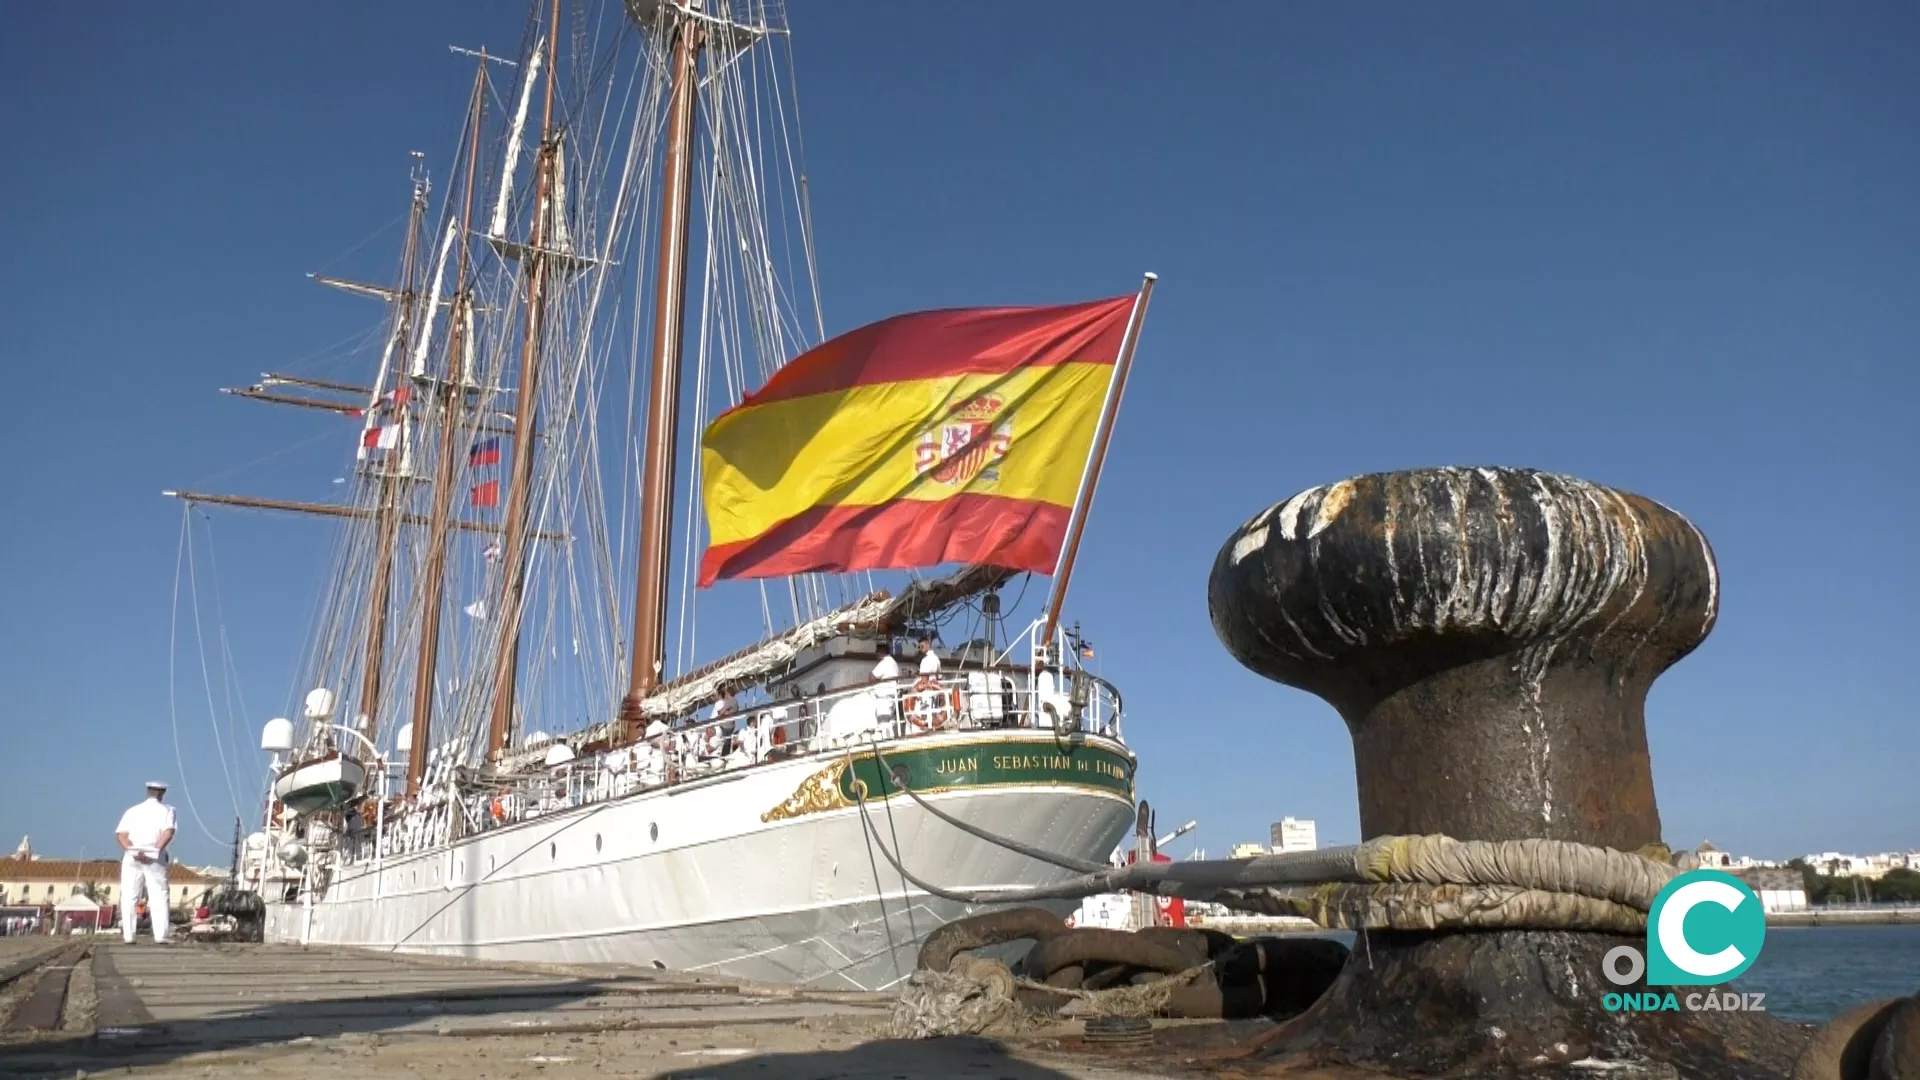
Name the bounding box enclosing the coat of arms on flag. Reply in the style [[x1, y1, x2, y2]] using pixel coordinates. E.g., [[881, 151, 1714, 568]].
[[914, 394, 1013, 487]]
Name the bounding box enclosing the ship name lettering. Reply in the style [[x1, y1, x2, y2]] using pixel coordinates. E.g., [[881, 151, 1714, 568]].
[[934, 756, 978, 775], [992, 754, 1076, 771]]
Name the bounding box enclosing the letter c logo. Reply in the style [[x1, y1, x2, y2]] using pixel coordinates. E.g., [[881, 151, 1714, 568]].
[[1656, 879, 1747, 978], [1645, 870, 1766, 986]]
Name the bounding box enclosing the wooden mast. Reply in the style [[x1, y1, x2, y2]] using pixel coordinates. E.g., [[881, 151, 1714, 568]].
[[620, 6, 703, 735], [355, 168, 432, 749], [408, 56, 490, 796], [485, 0, 564, 761]]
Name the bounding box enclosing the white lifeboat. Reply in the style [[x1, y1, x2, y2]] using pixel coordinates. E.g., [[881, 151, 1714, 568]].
[[271, 751, 367, 815]]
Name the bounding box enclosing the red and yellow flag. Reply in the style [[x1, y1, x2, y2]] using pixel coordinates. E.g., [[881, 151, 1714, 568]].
[[697, 295, 1135, 586]]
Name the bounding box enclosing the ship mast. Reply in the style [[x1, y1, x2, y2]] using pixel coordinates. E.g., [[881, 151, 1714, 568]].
[[620, 2, 704, 734], [408, 55, 491, 795], [356, 162, 431, 749], [485, 0, 564, 760]]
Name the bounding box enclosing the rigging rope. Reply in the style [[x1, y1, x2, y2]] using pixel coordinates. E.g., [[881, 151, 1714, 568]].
[[183, 513, 247, 824], [168, 507, 238, 847]]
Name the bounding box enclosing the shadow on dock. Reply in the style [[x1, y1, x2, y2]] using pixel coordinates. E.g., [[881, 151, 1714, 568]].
[[656, 1035, 1087, 1080]]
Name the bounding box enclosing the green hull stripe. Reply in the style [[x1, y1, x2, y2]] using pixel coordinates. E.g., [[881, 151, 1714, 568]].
[[839, 738, 1134, 804]]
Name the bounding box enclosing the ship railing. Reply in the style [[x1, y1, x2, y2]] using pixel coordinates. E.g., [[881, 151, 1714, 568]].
[[451, 668, 1125, 836]]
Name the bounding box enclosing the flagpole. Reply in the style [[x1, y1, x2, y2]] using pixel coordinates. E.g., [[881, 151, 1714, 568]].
[[1039, 271, 1157, 651]]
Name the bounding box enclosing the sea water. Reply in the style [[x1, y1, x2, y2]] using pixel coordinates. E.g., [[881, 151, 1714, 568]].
[[1301, 924, 1918, 1023], [1734, 925, 1920, 1023]]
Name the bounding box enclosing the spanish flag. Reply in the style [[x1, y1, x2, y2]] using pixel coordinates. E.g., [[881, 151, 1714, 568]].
[[697, 295, 1135, 586]]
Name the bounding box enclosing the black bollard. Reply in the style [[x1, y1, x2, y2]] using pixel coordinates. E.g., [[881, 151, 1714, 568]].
[[1208, 467, 1806, 1078]]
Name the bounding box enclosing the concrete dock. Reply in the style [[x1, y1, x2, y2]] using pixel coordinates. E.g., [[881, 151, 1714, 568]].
[[0, 939, 1282, 1080]]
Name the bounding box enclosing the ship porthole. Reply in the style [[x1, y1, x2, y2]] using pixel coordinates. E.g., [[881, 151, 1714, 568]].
[[595, 834, 603, 852], [651, 960, 666, 970], [549, 842, 557, 860], [649, 822, 658, 842]]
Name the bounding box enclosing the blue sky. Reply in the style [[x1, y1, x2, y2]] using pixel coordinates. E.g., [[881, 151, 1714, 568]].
[[2, 2, 1914, 868]]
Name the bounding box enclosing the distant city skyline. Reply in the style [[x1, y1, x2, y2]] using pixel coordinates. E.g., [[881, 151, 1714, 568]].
[[1185, 821, 1916, 868]]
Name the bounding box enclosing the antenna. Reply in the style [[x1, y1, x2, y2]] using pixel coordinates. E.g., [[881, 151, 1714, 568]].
[[410, 150, 430, 200]]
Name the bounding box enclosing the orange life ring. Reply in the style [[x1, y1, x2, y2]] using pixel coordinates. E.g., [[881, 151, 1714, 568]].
[[908, 678, 958, 729]]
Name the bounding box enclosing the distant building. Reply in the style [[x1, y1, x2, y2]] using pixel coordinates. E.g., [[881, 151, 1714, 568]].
[[1271, 818, 1317, 854], [1799, 852, 1918, 880], [0, 852, 215, 913], [1696, 841, 1730, 869], [1729, 867, 1808, 913], [1863, 853, 1916, 878], [1229, 842, 1268, 860]]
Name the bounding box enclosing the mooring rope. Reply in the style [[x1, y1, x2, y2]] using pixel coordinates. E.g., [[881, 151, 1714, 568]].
[[846, 766, 1681, 935], [889, 955, 1219, 1039]]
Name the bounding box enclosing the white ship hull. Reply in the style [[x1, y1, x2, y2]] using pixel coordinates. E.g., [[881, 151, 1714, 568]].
[[263, 729, 1134, 990]]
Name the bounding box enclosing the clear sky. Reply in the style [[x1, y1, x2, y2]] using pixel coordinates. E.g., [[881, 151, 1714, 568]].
[[2, 2, 1914, 868]]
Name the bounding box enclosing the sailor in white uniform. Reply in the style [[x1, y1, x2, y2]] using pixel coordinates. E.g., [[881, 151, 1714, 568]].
[[115, 781, 178, 944], [872, 646, 904, 731]]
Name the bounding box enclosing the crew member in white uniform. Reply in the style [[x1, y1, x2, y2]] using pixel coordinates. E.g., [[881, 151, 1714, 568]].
[[872, 646, 903, 730], [116, 781, 178, 944], [916, 636, 941, 677]]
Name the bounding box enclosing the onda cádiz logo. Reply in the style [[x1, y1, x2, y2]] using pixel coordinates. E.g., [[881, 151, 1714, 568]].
[[1601, 869, 1769, 1013]]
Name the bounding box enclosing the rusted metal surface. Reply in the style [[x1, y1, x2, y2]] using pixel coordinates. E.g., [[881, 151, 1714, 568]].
[[915, 915, 1345, 1025], [1209, 467, 1718, 851], [1272, 930, 1804, 1077], [1876, 995, 1920, 1079], [1791, 997, 1905, 1080], [1025, 929, 1189, 983], [916, 906, 1066, 973], [1206, 467, 1814, 1078]]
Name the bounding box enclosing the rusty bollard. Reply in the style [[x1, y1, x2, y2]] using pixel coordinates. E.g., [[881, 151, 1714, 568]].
[[1209, 467, 1805, 1078]]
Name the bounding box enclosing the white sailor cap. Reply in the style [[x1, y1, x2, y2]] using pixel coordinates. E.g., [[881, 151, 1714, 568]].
[[144, 780, 169, 790]]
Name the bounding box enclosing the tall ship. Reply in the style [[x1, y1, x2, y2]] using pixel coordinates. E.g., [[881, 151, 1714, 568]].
[[172, 0, 1155, 991]]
